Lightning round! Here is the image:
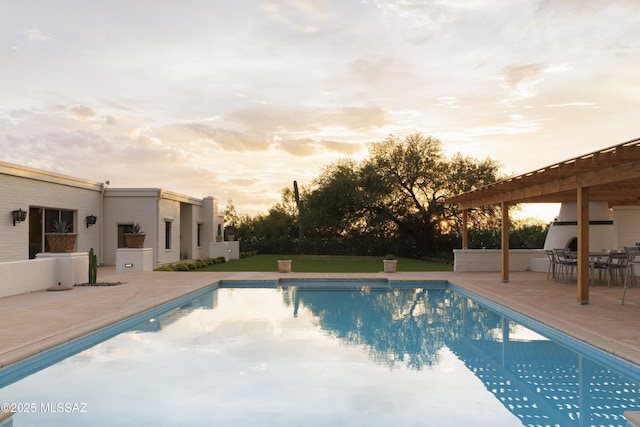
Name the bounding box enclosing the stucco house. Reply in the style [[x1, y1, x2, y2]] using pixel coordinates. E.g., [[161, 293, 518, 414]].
[[1, 160, 228, 267]]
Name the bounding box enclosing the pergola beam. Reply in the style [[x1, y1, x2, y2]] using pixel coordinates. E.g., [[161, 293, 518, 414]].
[[452, 161, 640, 209]]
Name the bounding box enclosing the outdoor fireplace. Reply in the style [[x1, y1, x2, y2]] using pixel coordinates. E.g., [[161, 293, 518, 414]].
[[543, 201, 613, 251]]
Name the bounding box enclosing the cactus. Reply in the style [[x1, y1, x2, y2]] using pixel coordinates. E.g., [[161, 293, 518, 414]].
[[89, 248, 98, 284]]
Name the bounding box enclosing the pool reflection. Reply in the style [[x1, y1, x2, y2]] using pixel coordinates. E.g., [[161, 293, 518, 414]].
[[284, 286, 640, 427]]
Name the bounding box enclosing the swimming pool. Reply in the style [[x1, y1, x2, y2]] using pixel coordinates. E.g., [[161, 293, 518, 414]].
[[1, 280, 639, 426]]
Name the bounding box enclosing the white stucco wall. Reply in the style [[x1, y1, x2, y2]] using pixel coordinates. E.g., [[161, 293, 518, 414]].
[[613, 206, 640, 249], [453, 249, 545, 272], [103, 189, 215, 266], [0, 162, 102, 263], [0, 258, 58, 297], [102, 189, 160, 266], [0, 253, 88, 298], [158, 197, 180, 265]]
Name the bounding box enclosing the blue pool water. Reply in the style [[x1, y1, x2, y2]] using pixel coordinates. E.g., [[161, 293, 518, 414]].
[[1, 280, 639, 426]]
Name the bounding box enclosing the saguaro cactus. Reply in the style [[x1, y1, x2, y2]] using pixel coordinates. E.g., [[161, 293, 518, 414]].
[[89, 248, 98, 284], [294, 180, 304, 240]]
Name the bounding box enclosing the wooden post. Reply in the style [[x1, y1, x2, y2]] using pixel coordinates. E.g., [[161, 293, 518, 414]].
[[577, 186, 590, 304], [462, 209, 469, 250], [501, 202, 509, 283]]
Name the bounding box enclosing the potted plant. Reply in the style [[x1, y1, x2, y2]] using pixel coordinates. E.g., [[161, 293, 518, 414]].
[[124, 223, 146, 248], [46, 220, 78, 253], [383, 254, 397, 273]]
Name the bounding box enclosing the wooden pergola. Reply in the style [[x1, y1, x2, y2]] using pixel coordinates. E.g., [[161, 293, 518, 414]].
[[445, 137, 640, 304]]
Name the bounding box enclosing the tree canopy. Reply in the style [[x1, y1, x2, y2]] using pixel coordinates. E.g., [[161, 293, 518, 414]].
[[225, 133, 547, 258], [302, 133, 503, 256]]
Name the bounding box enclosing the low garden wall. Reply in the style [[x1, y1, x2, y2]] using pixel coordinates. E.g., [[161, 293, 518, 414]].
[[209, 241, 240, 261], [453, 249, 548, 272], [0, 253, 88, 298]]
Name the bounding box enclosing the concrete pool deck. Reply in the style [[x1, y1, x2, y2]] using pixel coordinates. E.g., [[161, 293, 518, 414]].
[[1, 267, 640, 372]]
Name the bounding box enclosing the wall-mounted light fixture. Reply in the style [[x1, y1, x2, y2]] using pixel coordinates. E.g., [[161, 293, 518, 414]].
[[86, 214, 98, 228], [12, 208, 27, 226]]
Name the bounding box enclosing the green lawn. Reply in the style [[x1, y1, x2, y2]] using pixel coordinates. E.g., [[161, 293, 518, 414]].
[[196, 254, 453, 273]]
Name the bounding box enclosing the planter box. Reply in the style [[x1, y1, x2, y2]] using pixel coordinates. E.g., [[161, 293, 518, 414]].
[[124, 233, 146, 248], [278, 259, 292, 273], [383, 259, 397, 273], [46, 233, 78, 253]]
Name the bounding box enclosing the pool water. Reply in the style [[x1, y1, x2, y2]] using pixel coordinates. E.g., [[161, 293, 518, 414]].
[[1, 283, 639, 426]]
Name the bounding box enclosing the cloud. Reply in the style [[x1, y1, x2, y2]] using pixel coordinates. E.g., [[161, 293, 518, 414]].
[[374, 0, 456, 43], [276, 138, 320, 156], [350, 56, 412, 86], [182, 123, 271, 152], [546, 102, 600, 109], [318, 139, 364, 155], [261, 0, 327, 33], [320, 107, 391, 131], [498, 63, 571, 102], [25, 29, 51, 42], [71, 105, 97, 121]]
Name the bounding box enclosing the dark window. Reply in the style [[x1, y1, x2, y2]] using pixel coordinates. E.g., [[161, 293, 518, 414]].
[[43, 209, 75, 252], [197, 223, 202, 247], [165, 221, 172, 249], [118, 224, 134, 248]]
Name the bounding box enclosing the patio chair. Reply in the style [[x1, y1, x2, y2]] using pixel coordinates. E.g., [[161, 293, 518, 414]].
[[545, 250, 558, 280], [622, 246, 640, 305], [592, 251, 613, 285], [597, 251, 628, 287], [553, 248, 576, 283]]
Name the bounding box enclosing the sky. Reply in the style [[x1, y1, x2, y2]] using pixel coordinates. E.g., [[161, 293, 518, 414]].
[[1, 0, 639, 221]]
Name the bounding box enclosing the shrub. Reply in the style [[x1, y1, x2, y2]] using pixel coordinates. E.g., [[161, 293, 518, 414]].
[[174, 262, 191, 271]]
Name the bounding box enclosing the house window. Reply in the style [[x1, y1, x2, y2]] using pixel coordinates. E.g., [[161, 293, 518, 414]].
[[42, 209, 75, 253], [45, 209, 74, 234], [197, 223, 202, 247], [117, 224, 134, 248], [165, 221, 172, 249]]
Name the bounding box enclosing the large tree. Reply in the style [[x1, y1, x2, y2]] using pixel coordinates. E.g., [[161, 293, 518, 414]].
[[361, 133, 501, 255], [303, 133, 502, 257], [229, 133, 504, 256]]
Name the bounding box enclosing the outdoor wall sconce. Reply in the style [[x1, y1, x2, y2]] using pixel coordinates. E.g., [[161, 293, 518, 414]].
[[12, 208, 27, 226], [86, 214, 98, 228]]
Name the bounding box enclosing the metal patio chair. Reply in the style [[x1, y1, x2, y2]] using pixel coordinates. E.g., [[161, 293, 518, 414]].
[[622, 246, 640, 305], [597, 251, 628, 287], [545, 250, 558, 280], [553, 248, 576, 283]]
